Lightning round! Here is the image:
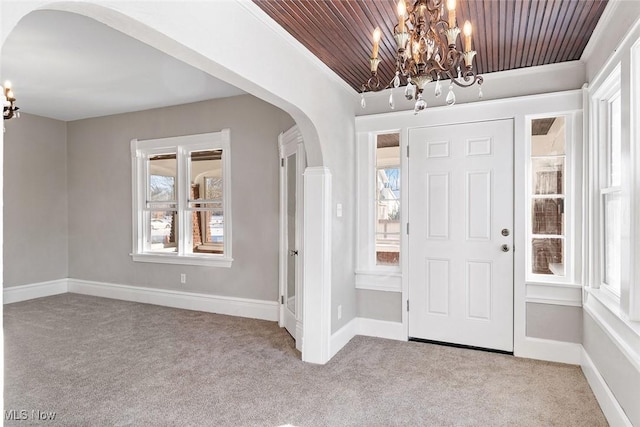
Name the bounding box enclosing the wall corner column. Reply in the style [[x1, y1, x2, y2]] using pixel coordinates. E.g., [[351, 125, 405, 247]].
[[302, 166, 332, 364]]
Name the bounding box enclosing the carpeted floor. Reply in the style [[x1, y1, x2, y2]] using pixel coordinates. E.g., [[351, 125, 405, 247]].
[[4, 293, 607, 426]]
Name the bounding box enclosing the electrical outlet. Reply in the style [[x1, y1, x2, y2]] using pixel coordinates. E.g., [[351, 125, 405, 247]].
[[337, 305, 342, 320], [180, 273, 186, 284]]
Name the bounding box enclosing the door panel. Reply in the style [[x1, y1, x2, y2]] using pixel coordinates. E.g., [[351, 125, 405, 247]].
[[408, 119, 514, 352]]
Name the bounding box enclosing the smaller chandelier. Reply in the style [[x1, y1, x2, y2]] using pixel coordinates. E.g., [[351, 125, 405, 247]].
[[3, 81, 20, 120], [361, 0, 483, 114]]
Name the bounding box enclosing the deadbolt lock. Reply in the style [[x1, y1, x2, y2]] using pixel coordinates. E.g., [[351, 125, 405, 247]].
[[501, 228, 510, 237]]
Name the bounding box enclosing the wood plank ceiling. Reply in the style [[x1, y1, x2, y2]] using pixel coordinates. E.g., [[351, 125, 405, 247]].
[[253, 0, 608, 92]]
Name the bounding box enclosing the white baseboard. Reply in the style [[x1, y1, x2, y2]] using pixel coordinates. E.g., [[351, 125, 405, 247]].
[[581, 348, 633, 427], [514, 336, 583, 365], [358, 318, 405, 341], [329, 318, 358, 359], [67, 279, 279, 321], [3, 279, 69, 304], [329, 317, 405, 359]]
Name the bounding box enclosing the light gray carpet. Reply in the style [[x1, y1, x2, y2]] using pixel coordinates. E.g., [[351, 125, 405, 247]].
[[4, 293, 606, 426]]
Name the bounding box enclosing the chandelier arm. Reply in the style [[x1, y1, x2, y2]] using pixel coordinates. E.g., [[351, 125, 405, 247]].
[[449, 71, 483, 88]]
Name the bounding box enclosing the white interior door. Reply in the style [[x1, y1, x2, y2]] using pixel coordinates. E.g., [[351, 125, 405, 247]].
[[279, 127, 304, 349], [408, 119, 514, 352]]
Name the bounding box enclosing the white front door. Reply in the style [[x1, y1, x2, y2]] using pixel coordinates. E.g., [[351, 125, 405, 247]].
[[408, 119, 514, 352], [279, 127, 304, 350]]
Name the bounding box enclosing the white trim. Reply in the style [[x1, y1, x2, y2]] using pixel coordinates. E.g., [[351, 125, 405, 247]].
[[358, 318, 405, 341], [67, 279, 278, 321], [130, 253, 232, 268], [329, 318, 406, 359], [355, 271, 402, 292], [514, 336, 582, 365], [329, 317, 358, 359], [3, 279, 68, 304], [278, 125, 305, 345], [131, 129, 233, 265], [525, 282, 583, 307], [302, 167, 332, 364], [584, 289, 640, 373], [581, 347, 633, 427]]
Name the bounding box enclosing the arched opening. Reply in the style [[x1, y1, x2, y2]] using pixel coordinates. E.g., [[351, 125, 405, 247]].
[[1, 2, 336, 363]]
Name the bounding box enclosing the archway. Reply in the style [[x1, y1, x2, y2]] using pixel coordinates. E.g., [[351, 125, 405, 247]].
[[1, 0, 356, 364]]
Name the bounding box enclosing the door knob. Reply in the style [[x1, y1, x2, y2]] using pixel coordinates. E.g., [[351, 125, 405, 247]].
[[289, 249, 298, 256], [501, 244, 510, 252]]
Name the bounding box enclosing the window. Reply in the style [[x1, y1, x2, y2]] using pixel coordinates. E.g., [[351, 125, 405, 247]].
[[528, 116, 572, 281], [355, 130, 402, 291], [131, 130, 232, 267], [600, 88, 622, 295], [375, 133, 401, 266]]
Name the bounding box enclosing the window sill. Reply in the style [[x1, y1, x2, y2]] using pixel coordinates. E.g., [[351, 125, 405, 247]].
[[355, 269, 402, 292], [525, 281, 582, 306], [131, 253, 233, 268]]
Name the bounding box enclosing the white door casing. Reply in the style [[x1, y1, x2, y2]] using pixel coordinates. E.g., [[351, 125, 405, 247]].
[[408, 119, 514, 352], [279, 126, 305, 351]]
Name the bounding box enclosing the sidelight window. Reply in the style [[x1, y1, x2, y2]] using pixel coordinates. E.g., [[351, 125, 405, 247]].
[[528, 116, 572, 281], [375, 133, 401, 266]]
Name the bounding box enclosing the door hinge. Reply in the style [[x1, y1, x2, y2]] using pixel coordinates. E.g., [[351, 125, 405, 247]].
[[407, 300, 409, 311], [407, 145, 410, 158], [281, 158, 284, 167], [406, 223, 410, 234], [280, 295, 284, 304]]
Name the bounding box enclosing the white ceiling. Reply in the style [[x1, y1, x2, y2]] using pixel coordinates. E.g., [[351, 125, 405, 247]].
[[1, 10, 246, 122]]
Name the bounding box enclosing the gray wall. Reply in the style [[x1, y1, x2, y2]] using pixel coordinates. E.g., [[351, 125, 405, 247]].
[[66, 95, 293, 301], [525, 303, 582, 343], [583, 313, 640, 425], [356, 289, 401, 322], [3, 113, 68, 287]]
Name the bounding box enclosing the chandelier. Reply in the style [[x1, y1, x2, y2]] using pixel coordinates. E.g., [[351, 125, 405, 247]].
[[3, 81, 20, 120], [361, 0, 483, 114]]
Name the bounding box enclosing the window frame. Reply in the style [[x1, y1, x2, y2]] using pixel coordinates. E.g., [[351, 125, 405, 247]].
[[374, 137, 401, 268], [355, 130, 403, 292], [525, 113, 575, 284], [591, 64, 622, 299], [130, 130, 232, 267]]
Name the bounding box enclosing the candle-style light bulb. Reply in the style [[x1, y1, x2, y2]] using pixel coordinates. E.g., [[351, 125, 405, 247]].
[[463, 21, 472, 52], [372, 27, 382, 59], [397, 0, 406, 33], [4, 80, 12, 90], [447, 0, 457, 28]]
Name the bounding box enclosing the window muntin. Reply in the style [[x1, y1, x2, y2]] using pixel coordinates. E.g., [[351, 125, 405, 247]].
[[132, 131, 231, 267], [375, 133, 401, 266], [529, 116, 568, 278]]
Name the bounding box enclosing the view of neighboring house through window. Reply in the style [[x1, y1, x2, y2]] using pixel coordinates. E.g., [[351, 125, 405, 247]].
[[601, 90, 622, 295], [376, 133, 401, 266], [132, 130, 232, 267], [530, 117, 567, 277]]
